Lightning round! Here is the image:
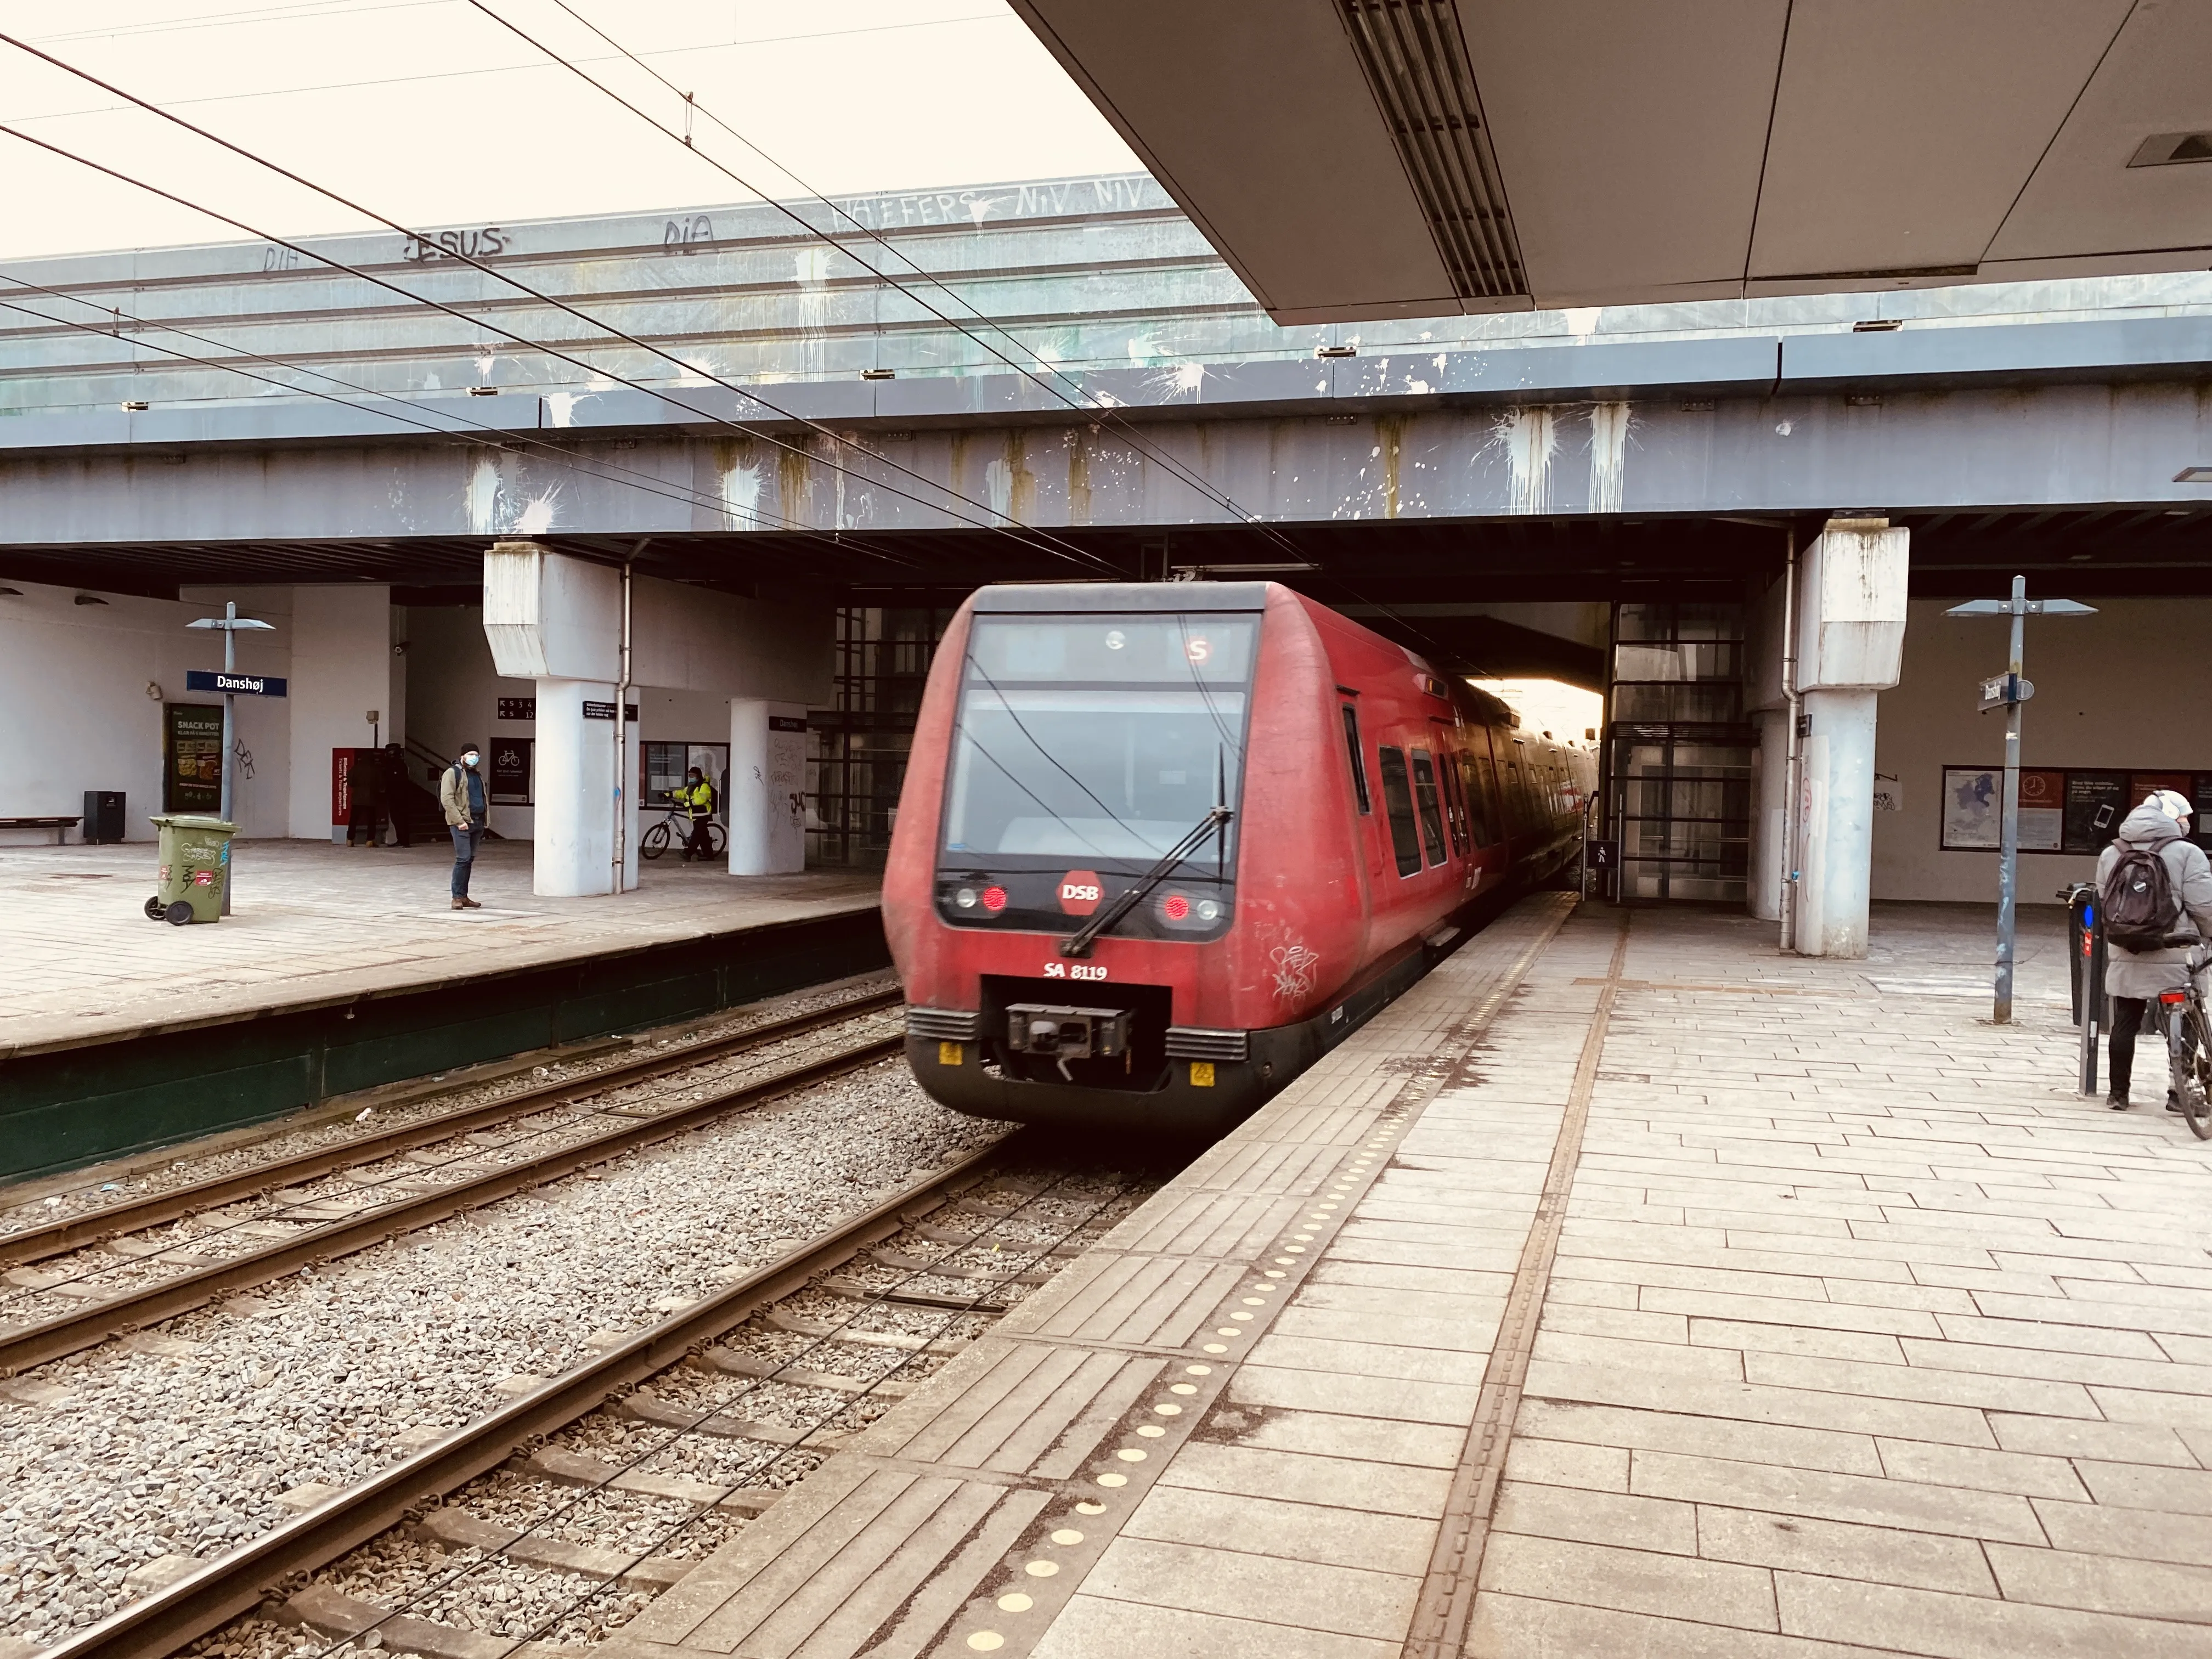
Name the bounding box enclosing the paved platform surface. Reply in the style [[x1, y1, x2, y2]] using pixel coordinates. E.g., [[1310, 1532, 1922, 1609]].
[[0, 840, 879, 1058], [604, 896, 2212, 1659]]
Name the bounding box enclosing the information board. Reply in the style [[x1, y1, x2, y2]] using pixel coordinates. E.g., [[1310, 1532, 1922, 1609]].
[[164, 704, 223, 813], [489, 737, 533, 805], [1944, 766, 2212, 854]]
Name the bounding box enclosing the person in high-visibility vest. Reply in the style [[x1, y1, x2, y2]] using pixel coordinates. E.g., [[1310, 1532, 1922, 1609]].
[[673, 766, 716, 862]]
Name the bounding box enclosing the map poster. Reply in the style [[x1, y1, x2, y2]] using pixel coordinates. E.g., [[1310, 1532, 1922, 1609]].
[[2063, 772, 2130, 853], [2018, 769, 2066, 850], [1940, 766, 2001, 850]]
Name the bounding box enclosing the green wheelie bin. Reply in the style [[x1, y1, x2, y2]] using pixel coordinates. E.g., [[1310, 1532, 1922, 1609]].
[[144, 814, 236, 925]]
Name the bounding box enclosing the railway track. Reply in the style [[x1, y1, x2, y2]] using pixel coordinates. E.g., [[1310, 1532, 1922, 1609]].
[[0, 991, 905, 1379], [36, 1140, 1150, 1659]]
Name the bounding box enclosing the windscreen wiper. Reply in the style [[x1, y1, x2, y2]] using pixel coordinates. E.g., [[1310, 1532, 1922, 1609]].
[[1058, 806, 1234, 958]]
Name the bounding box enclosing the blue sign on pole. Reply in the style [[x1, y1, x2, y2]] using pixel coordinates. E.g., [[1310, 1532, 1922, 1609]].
[[185, 669, 287, 697]]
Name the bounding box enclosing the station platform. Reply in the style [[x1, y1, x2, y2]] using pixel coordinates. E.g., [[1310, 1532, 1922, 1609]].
[[607, 895, 2212, 1659], [0, 840, 882, 1182]]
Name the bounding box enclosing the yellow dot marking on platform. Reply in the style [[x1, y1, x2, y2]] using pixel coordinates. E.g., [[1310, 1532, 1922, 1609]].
[[1186, 1364, 1213, 1375], [1136, 1424, 1166, 1437], [1229, 1312, 1253, 1322], [1170, 1383, 1197, 1395], [1153, 1402, 1182, 1415], [1240, 1296, 1266, 1306], [1264, 1270, 1286, 1279], [1116, 1448, 1147, 1462], [1203, 1342, 1227, 1353], [967, 1633, 1002, 1651], [1052, 1528, 1085, 1545], [1216, 1327, 1243, 1336], [1273, 1257, 1296, 1266], [1025, 1560, 1059, 1578], [1075, 1501, 1106, 1515], [1283, 1245, 1306, 1254], [997, 1593, 1034, 1612], [1097, 1472, 1128, 1487]]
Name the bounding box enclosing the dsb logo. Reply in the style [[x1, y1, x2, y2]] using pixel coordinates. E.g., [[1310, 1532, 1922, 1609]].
[[1058, 870, 1103, 916]]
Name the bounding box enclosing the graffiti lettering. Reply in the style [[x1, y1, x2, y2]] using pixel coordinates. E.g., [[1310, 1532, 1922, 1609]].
[[261, 245, 305, 272], [663, 215, 714, 254], [402, 227, 510, 263], [1270, 942, 1321, 1001]]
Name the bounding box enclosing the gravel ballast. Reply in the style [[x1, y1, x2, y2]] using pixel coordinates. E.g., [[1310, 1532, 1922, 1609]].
[[0, 1057, 1005, 1649]]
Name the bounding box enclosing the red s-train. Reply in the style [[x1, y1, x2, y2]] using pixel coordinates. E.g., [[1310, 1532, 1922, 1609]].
[[884, 582, 1595, 1133]]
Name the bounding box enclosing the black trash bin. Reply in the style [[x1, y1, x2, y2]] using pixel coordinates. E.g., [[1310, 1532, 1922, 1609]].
[[82, 790, 126, 844]]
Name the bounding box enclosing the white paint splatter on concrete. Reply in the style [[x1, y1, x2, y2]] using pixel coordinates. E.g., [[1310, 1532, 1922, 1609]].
[[1488, 407, 1558, 515], [1560, 308, 1601, 341], [465, 453, 503, 535], [1145, 362, 1205, 401], [543, 392, 592, 428], [1775, 419, 1795, 436], [985, 458, 1013, 522], [1588, 402, 1632, 514], [722, 460, 762, 527], [514, 489, 558, 535]]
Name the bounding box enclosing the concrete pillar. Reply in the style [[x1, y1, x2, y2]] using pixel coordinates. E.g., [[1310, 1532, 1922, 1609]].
[[533, 678, 632, 896], [1748, 707, 1790, 922], [729, 699, 809, 875], [1795, 690, 1880, 956], [1788, 518, 1909, 958]]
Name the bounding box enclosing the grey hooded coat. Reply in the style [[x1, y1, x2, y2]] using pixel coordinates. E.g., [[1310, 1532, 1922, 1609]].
[[2096, 805, 2212, 998]]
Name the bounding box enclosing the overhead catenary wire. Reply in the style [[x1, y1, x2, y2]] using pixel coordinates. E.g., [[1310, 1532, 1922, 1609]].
[[0, 36, 1121, 578], [457, 0, 1480, 667]]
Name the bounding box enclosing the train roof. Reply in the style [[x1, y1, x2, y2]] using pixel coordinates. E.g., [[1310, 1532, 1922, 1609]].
[[970, 582, 1269, 614]]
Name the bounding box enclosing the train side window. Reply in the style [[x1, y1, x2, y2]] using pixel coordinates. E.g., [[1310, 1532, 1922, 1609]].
[[1376, 747, 1423, 876], [1341, 706, 1370, 813], [1468, 752, 1500, 846], [1439, 748, 1469, 855], [1409, 749, 1448, 866]]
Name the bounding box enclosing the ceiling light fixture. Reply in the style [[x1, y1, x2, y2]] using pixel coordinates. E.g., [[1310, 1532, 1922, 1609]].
[[2130, 132, 2212, 167]]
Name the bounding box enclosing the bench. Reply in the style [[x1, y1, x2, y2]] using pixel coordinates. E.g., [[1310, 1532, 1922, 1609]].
[[0, 816, 82, 845]]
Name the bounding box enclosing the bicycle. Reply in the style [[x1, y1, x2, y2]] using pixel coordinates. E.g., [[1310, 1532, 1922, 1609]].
[[2162, 946, 2212, 1139], [640, 802, 726, 861]]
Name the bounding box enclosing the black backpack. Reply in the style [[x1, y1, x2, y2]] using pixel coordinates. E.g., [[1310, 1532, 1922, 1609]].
[[2102, 844, 2179, 952]]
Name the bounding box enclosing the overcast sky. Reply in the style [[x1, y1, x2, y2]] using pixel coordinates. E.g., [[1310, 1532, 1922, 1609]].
[[0, 0, 1142, 261]]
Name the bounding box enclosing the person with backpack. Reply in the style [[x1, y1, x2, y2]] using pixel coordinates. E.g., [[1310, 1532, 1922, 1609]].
[[2095, 788, 2212, 1109]]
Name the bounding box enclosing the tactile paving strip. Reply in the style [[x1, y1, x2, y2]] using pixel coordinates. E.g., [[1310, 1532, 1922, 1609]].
[[601, 895, 1579, 1659]]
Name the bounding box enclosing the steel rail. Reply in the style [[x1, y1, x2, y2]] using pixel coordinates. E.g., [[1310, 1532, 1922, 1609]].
[[0, 1031, 905, 1378], [33, 1136, 1013, 1659], [0, 989, 902, 1267]]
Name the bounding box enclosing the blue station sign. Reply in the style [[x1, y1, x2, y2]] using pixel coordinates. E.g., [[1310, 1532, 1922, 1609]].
[[185, 669, 287, 697]]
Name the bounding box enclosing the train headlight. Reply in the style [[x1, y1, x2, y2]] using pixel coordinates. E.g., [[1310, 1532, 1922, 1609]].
[[1197, 899, 1221, 922], [981, 885, 1008, 912], [954, 887, 978, 909]]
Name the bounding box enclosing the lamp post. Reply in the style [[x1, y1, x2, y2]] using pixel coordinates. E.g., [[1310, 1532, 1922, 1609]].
[[1945, 576, 2095, 1023], [185, 600, 275, 915]]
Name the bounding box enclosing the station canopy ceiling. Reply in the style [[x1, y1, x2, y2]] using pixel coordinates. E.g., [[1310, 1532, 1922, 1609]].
[[1011, 1, 2212, 321]]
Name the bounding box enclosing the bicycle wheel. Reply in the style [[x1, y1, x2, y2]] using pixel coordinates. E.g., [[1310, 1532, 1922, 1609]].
[[640, 820, 673, 861], [706, 821, 727, 857], [2183, 1003, 2212, 1140]]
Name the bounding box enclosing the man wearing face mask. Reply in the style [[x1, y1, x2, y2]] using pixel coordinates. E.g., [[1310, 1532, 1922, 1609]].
[[439, 744, 489, 910]]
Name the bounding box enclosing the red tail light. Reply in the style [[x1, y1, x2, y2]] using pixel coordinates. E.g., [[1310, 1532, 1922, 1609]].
[[2160, 990, 2188, 1005], [1161, 893, 1190, 921], [981, 885, 1007, 912]]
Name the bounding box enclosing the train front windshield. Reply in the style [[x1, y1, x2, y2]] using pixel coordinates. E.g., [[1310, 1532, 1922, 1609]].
[[941, 613, 1257, 874]]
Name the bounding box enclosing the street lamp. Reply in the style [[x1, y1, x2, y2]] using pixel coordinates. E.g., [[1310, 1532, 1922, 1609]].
[[1945, 575, 2095, 1023], [185, 600, 275, 915]]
